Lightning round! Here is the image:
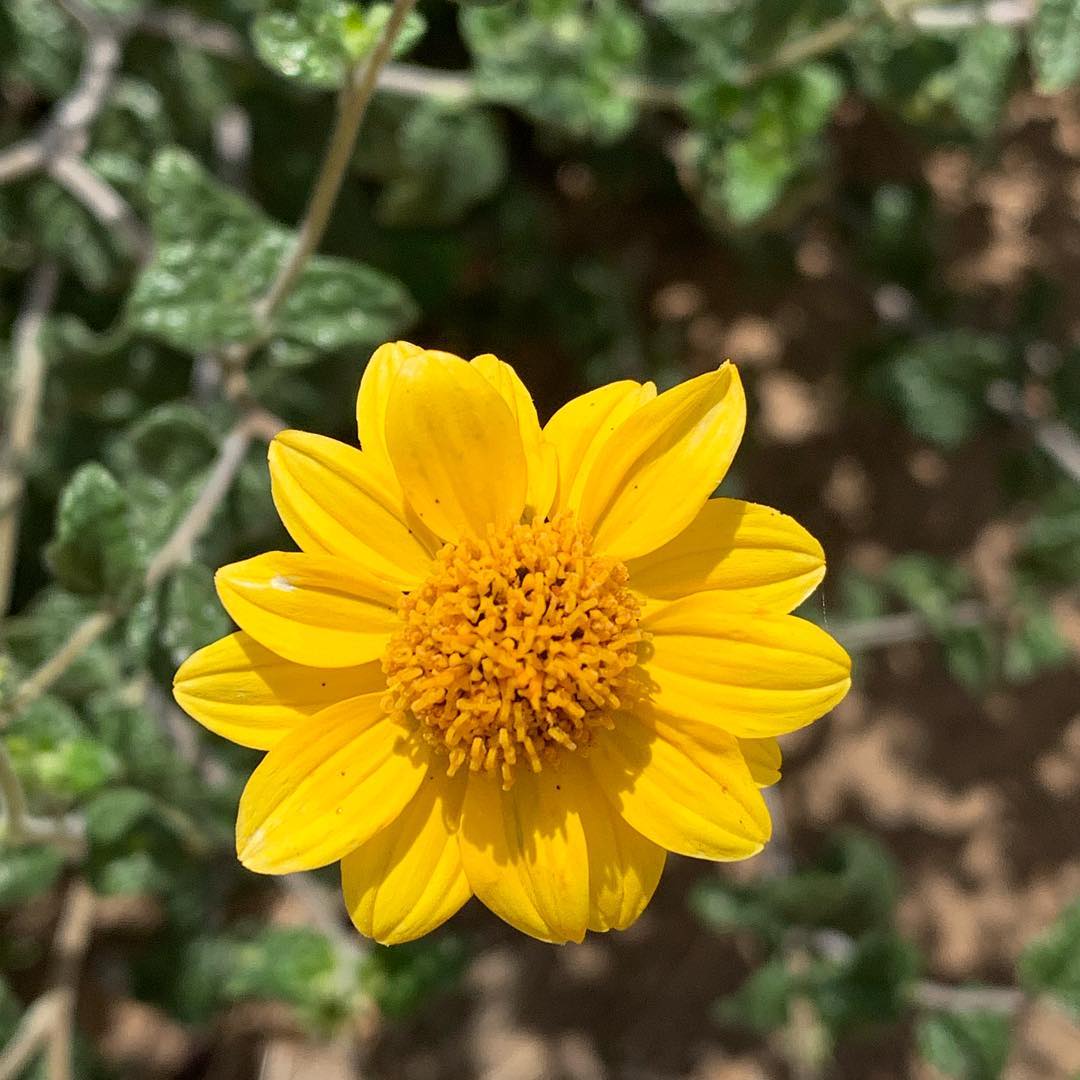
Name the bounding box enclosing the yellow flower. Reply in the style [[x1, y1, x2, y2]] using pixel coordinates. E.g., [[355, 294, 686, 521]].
[[173, 342, 850, 945]]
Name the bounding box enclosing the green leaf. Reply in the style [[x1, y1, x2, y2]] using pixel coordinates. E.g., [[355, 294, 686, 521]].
[[719, 930, 919, 1039], [692, 831, 900, 945], [96, 849, 172, 896], [715, 952, 796, 1033], [180, 926, 350, 1027], [84, 787, 156, 845], [159, 564, 232, 668], [1018, 483, 1080, 587], [1029, 0, 1080, 92], [917, 1009, 1011, 1080], [883, 554, 994, 691], [361, 936, 468, 1018], [29, 178, 121, 291], [1003, 597, 1070, 683], [3, 0, 80, 97], [1019, 900, 1080, 1017], [939, 625, 996, 694], [461, 0, 646, 142], [32, 737, 118, 800], [127, 148, 416, 361], [108, 403, 219, 488], [45, 463, 142, 598], [838, 569, 889, 621], [375, 102, 509, 227], [953, 24, 1019, 138], [690, 65, 842, 226], [253, 0, 425, 89], [0, 847, 64, 908], [871, 331, 1011, 447], [810, 929, 919, 1033]]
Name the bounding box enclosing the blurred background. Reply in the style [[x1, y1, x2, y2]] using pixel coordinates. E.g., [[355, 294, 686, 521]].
[[1, 0, 1079, 1077]]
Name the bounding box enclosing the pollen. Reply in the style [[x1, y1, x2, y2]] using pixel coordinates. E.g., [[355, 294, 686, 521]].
[[382, 513, 643, 788]]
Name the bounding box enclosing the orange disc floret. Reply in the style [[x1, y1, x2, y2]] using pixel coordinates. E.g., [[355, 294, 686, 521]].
[[382, 512, 643, 788]]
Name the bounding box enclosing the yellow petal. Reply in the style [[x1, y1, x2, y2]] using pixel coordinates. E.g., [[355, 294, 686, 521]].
[[356, 340, 426, 475], [626, 498, 825, 612], [173, 631, 384, 750], [215, 552, 401, 668], [237, 697, 426, 874], [385, 351, 528, 541], [268, 429, 437, 587], [544, 380, 656, 515], [641, 594, 852, 738], [738, 737, 782, 788], [458, 768, 589, 944], [577, 364, 746, 560], [341, 773, 471, 944], [557, 754, 665, 932], [471, 353, 558, 520], [589, 709, 771, 860]]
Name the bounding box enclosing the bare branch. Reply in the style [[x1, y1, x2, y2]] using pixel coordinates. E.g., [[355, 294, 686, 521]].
[[0, 879, 95, 1080], [987, 381, 1080, 486], [0, 742, 31, 847], [377, 62, 475, 104], [47, 29, 124, 154], [0, 262, 61, 617], [0, 142, 45, 185], [136, 10, 679, 110], [142, 409, 282, 589], [47, 156, 150, 258], [138, 5, 245, 58], [832, 600, 987, 651], [913, 981, 1025, 1013], [253, 0, 421, 328], [0, 994, 58, 1080], [45, 878, 96, 1080], [736, 0, 943, 85], [912, 0, 1034, 29]]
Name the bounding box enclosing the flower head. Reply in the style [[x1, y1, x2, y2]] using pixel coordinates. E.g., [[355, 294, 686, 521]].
[[174, 342, 851, 944]]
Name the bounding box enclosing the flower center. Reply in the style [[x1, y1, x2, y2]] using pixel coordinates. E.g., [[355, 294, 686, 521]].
[[382, 513, 642, 788]]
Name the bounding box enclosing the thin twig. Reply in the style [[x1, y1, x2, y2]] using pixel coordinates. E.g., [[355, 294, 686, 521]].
[[912, 0, 1034, 29], [47, 155, 150, 258], [212, 0, 421, 403], [46, 27, 124, 154], [737, 0, 936, 85], [0, 142, 44, 185], [0, 994, 57, 1080], [0, 4, 148, 272], [136, 10, 680, 109], [138, 5, 245, 58], [832, 600, 986, 650], [0, 742, 31, 846], [913, 981, 1025, 1013], [0, 262, 60, 617], [0, 878, 95, 1080], [44, 878, 95, 1080], [3, 408, 283, 725], [378, 62, 475, 104], [987, 382, 1080, 486], [252, 0, 421, 327]]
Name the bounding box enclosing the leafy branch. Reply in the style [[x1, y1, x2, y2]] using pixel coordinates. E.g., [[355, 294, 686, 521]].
[[0, 0, 149, 256], [1, 0, 417, 717]]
